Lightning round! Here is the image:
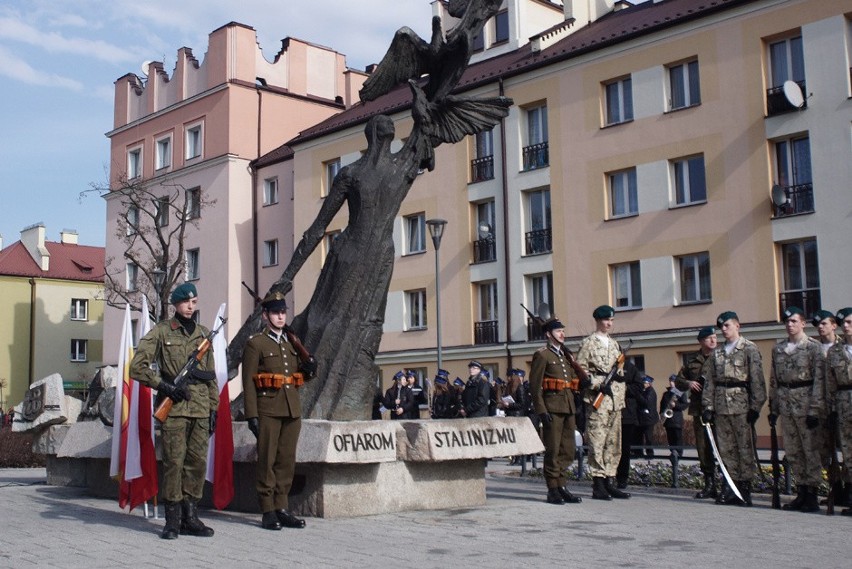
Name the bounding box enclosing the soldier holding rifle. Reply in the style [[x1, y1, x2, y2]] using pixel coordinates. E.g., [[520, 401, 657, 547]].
[[130, 282, 219, 540], [823, 307, 852, 516]]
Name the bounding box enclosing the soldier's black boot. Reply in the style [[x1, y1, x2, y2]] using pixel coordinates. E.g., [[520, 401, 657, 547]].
[[605, 477, 631, 499], [180, 499, 215, 537], [592, 477, 612, 500], [261, 511, 282, 530], [276, 509, 306, 528], [161, 501, 181, 540], [782, 487, 805, 511], [546, 487, 565, 505], [799, 486, 820, 513], [738, 481, 752, 507], [695, 474, 717, 499], [838, 483, 852, 507], [715, 482, 731, 504], [558, 486, 582, 504]]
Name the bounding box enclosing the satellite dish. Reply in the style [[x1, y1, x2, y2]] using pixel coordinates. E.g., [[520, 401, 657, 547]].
[[782, 80, 804, 108], [478, 222, 492, 239], [140, 60, 152, 77], [537, 302, 552, 321], [770, 184, 788, 207]]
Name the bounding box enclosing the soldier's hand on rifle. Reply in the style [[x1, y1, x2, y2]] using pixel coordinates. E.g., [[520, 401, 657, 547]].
[[209, 411, 217, 435], [746, 409, 760, 425], [247, 417, 260, 439], [701, 409, 714, 425], [689, 380, 702, 393], [158, 381, 189, 403], [768, 413, 778, 427], [299, 357, 318, 378], [805, 415, 819, 430], [538, 412, 553, 426], [600, 383, 613, 397]]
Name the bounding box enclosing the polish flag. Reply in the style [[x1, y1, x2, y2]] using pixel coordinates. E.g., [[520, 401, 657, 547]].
[[109, 299, 158, 510], [205, 303, 234, 509]]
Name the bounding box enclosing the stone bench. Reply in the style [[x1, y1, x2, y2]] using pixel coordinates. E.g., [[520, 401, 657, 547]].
[[38, 416, 543, 518]]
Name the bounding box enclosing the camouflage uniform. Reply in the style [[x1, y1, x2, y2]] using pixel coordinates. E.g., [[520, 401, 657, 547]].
[[675, 351, 714, 476], [769, 337, 824, 487], [577, 334, 624, 478], [823, 342, 852, 485], [701, 336, 766, 481], [130, 318, 218, 503]]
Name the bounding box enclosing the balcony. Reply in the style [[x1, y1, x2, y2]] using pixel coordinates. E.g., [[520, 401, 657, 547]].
[[522, 142, 549, 171], [779, 288, 820, 318], [472, 237, 496, 263], [526, 317, 545, 341], [766, 80, 807, 116], [474, 320, 499, 345], [772, 183, 814, 218], [471, 155, 494, 182], [525, 228, 552, 255]]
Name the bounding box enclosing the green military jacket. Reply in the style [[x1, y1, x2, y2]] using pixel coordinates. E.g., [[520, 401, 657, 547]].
[[576, 333, 625, 412], [675, 350, 709, 417], [701, 336, 766, 416], [769, 336, 823, 418], [242, 328, 310, 419], [824, 341, 852, 417], [130, 318, 218, 418], [529, 344, 576, 415]]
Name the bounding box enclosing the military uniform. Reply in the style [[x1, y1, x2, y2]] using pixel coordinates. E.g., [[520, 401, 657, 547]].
[[675, 350, 716, 493], [530, 344, 579, 500], [823, 339, 852, 491], [701, 335, 766, 503]]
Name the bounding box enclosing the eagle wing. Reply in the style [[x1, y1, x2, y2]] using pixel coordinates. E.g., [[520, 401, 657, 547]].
[[424, 94, 513, 145], [359, 27, 434, 102]]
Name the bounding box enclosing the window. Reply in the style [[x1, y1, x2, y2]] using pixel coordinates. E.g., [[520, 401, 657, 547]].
[[678, 252, 712, 304], [405, 289, 427, 330], [671, 156, 706, 205], [263, 239, 279, 267], [523, 104, 548, 170], [71, 339, 88, 362], [127, 262, 138, 292], [525, 189, 551, 255], [324, 159, 341, 197], [475, 281, 499, 345], [612, 262, 642, 309], [471, 129, 494, 182], [779, 239, 820, 316], [605, 77, 633, 125], [186, 248, 200, 280], [767, 35, 806, 114], [186, 188, 201, 220], [494, 10, 509, 44], [155, 196, 169, 228], [185, 123, 202, 160], [472, 29, 485, 52], [263, 177, 279, 205], [126, 205, 139, 236], [526, 273, 553, 341], [473, 200, 496, 263], [405, 213, 426, 255], [70, 299, 88, 321], [128, 147, 142, 179], [668, 60, 701, 110], [156, 136, 172, 170], [609, 168, 638, 217], [773, 135, 813, 217], [322, 230, 341, 262]]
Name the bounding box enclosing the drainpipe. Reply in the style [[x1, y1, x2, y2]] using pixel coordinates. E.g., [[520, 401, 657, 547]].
[[498, 77, 513, 372], [251, 85, 262, 295], [28, 278, 36, 385]]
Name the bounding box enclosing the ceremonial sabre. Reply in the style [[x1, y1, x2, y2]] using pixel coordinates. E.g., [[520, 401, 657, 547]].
[[703, 418, 743, 502]]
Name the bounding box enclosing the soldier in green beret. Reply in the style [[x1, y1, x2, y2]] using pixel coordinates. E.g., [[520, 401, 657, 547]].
[[242, 291, 317, 530], [130, 282, 219, 539], [822, 307, 852, 515]]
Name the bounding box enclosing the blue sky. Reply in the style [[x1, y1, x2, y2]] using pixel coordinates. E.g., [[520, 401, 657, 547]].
[[0, 0, 432, 248]]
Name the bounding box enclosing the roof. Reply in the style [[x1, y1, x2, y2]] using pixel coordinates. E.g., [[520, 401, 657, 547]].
[[0, 241, 105, 283], [278, 0, 758, 150]]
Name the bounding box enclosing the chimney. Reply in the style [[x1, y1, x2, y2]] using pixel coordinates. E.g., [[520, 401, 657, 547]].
[[60, 229, 79, 245], [0, 234, 4, 251], [20, 222, 50, 271]]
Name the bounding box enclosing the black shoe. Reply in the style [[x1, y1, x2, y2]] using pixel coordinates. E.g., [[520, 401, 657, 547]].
[[782, 489, 805, 511], [261, 511, 282, 530], [694, 475, 717, 499], [605, 477, 630, 499], [161, 501, 181, 540], [276, 509, 306, 528], [546, 488, 565, 505], [558, 486, 582, 504], [799, 487, 820, 513], [180, 499, 215, 537], [738, 481, 752, 507], [841, 507, 852, 516], [616, 479, 628, 490], [592, 477, 612, 501]]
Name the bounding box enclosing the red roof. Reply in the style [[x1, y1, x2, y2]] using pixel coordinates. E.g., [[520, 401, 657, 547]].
[[0, 241, 105, 283]]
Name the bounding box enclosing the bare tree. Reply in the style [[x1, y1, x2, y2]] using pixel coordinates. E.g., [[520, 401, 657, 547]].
[[83, 174, 216, 321]]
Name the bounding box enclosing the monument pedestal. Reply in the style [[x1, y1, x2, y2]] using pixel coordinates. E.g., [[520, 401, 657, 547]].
[[39, 417, 543, 518]]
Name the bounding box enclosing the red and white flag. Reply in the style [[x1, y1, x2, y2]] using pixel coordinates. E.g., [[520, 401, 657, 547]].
[[109, 300, 158, 510], [205, 303, 234, 509]]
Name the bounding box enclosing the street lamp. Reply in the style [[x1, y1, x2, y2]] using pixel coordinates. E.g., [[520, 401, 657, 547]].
[[425, 219, 447, 373], [152, 268, 166, 321]]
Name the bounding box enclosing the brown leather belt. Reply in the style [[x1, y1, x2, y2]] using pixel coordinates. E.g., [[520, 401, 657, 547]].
[[253, 372, 304, 389], [542, 377, 580, 392]]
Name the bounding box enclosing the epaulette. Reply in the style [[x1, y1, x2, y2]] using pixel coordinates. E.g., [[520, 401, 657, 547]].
[[535, 346, 547, 354]]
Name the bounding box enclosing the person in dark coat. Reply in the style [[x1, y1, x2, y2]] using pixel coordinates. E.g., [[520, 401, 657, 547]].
[[660, 375, 690, 458], [500, 369, 530, 418], [636, 376, 659, 457], [616, 361, 645, 488], [383, 371, 415, 420], [431, 370, 459, 419], [460, 361, 491, 418]]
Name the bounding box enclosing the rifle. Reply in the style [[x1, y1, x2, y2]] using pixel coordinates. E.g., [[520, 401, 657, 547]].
[[592, 339, 633, 410], [769, 421, 781, 509], [520, 303, 590, 389], [154, 316, 227, 422], [826, 415, 845, 515]]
